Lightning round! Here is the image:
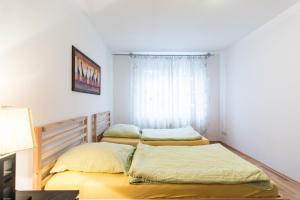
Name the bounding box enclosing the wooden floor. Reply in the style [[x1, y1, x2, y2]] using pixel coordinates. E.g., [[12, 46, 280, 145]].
[[220, 142, 300, 200]]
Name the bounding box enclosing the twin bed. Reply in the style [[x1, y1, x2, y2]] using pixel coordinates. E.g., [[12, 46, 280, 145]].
[[92, 112, 209, 146], [32, 112, 282, 200]]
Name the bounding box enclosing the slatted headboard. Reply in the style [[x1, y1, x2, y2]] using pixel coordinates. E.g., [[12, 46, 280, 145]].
[[92, 111, 110, 142], [33, 116, 87, 190]]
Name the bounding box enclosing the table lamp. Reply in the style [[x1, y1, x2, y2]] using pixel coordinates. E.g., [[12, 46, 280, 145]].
[[0, 107, 34, 200]]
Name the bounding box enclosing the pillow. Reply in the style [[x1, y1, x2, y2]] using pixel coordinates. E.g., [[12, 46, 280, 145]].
[[50, 142, 135, 174], [103, 124, 140, 138]]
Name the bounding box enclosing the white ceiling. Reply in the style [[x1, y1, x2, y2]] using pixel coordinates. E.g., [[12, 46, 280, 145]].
[[79, 0, 298, 52]]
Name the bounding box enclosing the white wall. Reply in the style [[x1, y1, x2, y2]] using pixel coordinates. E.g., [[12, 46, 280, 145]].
[[113, 56, 132, 124], [0, 0, 113, 189], [221, 3, 300, 182], [113, 55, 221, 141]]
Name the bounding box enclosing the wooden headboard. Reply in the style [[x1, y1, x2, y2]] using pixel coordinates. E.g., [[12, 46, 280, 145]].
[[92, 111, 110, 142], [33, 116, 87, 190]]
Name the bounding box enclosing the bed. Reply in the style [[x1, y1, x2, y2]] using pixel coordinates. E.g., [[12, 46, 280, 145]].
[[45, 171, 278, 199], [33, 116, 282, 200], [92, 111, 209, 146]]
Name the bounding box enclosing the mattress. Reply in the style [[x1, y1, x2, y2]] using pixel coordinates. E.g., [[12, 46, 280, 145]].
[[101, 136, 139, 146], [45, 171, 278, 199], [141, 136, 209, 146]]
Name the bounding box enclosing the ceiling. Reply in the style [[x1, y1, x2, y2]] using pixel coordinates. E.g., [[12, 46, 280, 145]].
[[79, 0, 298, 52]]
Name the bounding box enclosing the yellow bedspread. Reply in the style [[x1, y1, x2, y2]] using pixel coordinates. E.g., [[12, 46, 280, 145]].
[[101, 136, 209, 146], [141, 136, 209, 146], [101, 137, 140, 146], [45, 171, 278, 199]]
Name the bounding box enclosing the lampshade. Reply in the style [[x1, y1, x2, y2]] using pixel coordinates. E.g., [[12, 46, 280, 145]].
[[0, 107, 34, 155]]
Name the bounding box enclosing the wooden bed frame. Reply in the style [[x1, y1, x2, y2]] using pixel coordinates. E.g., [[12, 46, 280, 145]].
[[32, 114, 285, 199], [33, 116, 87, 190], [92, 111, 110, 142]]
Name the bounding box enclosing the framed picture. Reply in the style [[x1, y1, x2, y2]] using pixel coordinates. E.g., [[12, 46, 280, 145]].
[[72, 46, 101, 95]]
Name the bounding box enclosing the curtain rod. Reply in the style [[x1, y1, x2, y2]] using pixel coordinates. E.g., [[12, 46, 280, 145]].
[[112, 53, 214, 57]]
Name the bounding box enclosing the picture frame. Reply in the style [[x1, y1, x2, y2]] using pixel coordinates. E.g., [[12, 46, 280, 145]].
[[72, 46, 101, 95]]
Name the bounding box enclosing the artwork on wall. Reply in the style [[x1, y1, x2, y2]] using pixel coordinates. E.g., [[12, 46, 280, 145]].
[[72, 46, 101, 95]]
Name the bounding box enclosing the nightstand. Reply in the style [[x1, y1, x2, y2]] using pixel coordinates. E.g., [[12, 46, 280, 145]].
[[15, 190, 79, 200], [0, 154, 16, 200]]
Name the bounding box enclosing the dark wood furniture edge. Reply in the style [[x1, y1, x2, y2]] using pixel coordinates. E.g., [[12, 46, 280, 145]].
[[16, 190, 79, 200]]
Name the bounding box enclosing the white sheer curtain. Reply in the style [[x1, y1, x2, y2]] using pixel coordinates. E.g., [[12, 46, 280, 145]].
[[130, 55, 208, 133]]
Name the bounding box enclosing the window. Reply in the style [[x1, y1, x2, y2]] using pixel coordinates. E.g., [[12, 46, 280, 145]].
[[131, 55, 208, 133]]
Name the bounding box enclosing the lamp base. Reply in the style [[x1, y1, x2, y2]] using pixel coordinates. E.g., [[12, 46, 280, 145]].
[[0, 153, 16, 200], [26, 196, 32, 200], [15, 191, 34, 200]]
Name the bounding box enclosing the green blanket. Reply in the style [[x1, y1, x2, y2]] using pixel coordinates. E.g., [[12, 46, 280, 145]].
[[141, 126, 202, 141], [128, 143, 272, 189]]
